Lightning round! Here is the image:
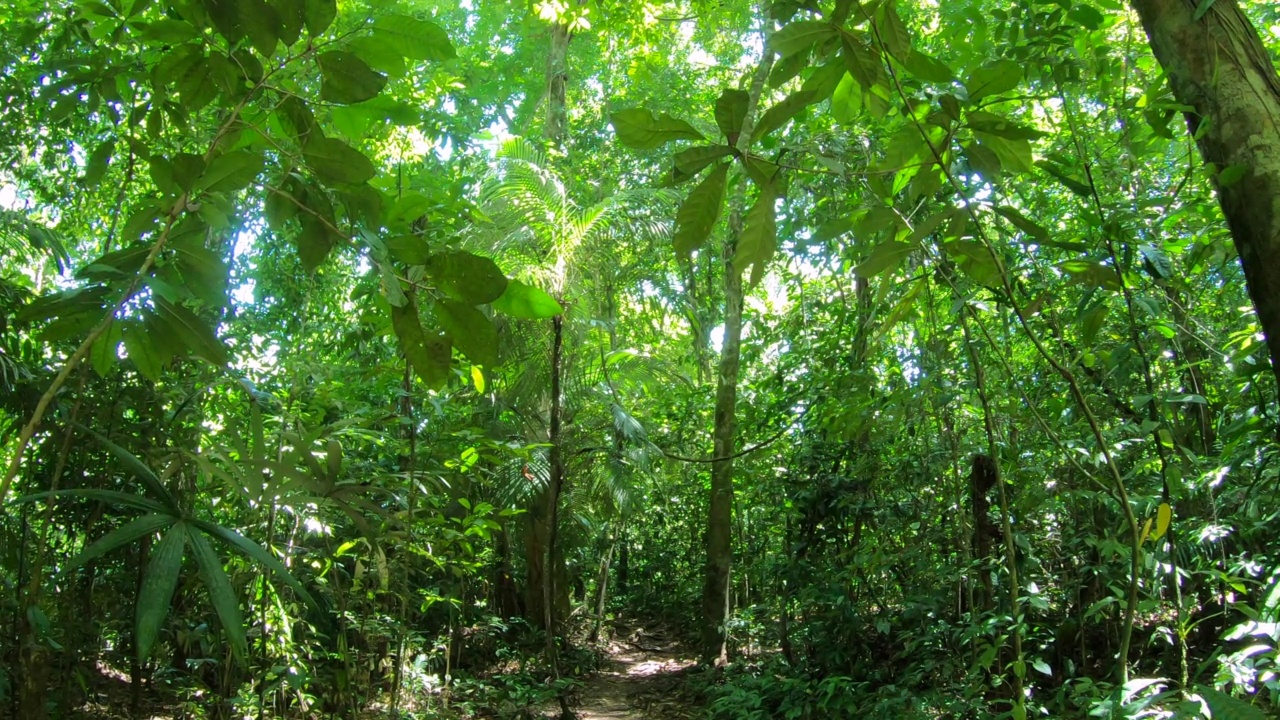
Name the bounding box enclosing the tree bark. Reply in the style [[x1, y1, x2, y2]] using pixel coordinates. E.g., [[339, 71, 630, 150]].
[[1129, 0, 1280, 401], [700, 23, 775, 665]]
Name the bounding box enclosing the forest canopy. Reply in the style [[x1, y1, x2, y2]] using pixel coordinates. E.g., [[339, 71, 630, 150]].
[[2, 0, 1280, 718]]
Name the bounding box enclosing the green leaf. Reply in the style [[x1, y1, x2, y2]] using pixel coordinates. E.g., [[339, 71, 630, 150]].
[[240, 0, 279, 57], [902, 51, 954, 83], [1068, 4, 1105, 30], [965, 59, 1022, 103], [945, 240, 1003, 287], [714, 88, 749, 141], [1196, 687, 1267, 720], [874, 3, 911, 60], [13, 488, 170, 515], [1139, 243, 1173, 281], [422, 251, 509, 305], [1217, 163, 1249, 188], [303, 136, 377, 185], [831, 72, 862, 124], [1038, 161, 1093, 196], [122, 320, 164, 381], [83, 139, 115, 187], [89, 319, 122, 377], [752, 90, 816, 143], [136, 522, 186, 662], [854, 240, 913, 278], [736, 188, 777, 288], [434, 300, 498, 368], [995, 206, 1049, 242], [372, 13, 455, 61], [673, 162, 728, 259], [303, 0, 335, 35], [391, 301, 451, 388], [297, 213, 339, 270], [966, 110, 1046, 140], [610, 109, 705, 150], [317, 51, 387, 105], [801, 59, 846, 100], [672, 144, 734, 183], [1060, 259, 1122, 291], [189, 519, 323, 612], [491, 280, 563, 319], [186, 527, 248, 661], [272, 0, 304, 45], [154, 297, 230, 366], [771, 20, 836, 57], [276, 95, 315, 142], [79, 424, 182, 513], [973, 132, 1034, 173], [195, 149, 264, 192], [61, 514, 177, 575]]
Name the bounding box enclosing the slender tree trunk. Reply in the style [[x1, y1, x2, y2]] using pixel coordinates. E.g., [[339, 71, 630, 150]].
[[700, 15, 774, 667], [702, 257, 742, 665], [1129, 0, 1280, 402], [589, 538, 615, 643]]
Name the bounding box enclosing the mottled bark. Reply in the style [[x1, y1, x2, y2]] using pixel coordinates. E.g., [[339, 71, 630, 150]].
[[1130, 0, 1280, 401]]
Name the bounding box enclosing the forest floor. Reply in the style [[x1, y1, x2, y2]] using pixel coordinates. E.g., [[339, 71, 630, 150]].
[[568, 625, 698, 719]]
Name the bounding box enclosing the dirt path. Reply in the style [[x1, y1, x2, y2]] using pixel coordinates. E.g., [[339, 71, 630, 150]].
[[573, 628, 697, 720]]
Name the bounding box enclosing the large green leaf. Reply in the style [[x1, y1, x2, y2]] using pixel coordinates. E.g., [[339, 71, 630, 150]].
[[422, 251, 509, 305], [186, 526, 248, 660], [1196, 687, 1267, 720], [491, 280, 563, 319], [303, 136, 376, 185], [154, 297, 229, 366], [62, 513, 177, 575], [672, 145, 734, 183], [673, 162, 728, 259], [303, 0, 335, 35], [965, 60, 1022, 104], [317, 51, 387, 105], [372, 13, 455, 61], [751, 90, 816, 144], [195, 149, 264, 193], [735, 188, 777, 288], [136, 521, 186, 662], [854, 240, 913, 278], [391, 300, 451, 388], [771, 20, 836, 57], [610, 109, 705, 150], [714, 89, 749, 141], [189, 518, 322, 612], [434, 300, 498, 368]]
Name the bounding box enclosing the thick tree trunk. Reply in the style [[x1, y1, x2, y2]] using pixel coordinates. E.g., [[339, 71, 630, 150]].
[[544, 22, 570, 147], [1129, 0, 1280, 401]]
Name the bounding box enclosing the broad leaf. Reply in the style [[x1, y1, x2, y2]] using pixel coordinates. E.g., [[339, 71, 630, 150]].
[[372, 13, 455, 61], [752, 90, 816, 143], [854, 240, 913, 278], [672, 144, 734, 183], [492, 280, 563, 319], [422, 251, 509, 304], [303, 0, 335, 35], [317, 51, 387, 105], [434, 300, 498, 368], [136, 522, 186, 662], [195, 149, 264, 193], [673, 162, 728, 258], [771, 20, 836, 57], [965, 60, 1022, 103], [736, 188, 777, 288], [303, 136, 377, 185], [715, 88, 750, 141], [391, 300, 451, 388], [610, 109, 705, 150]]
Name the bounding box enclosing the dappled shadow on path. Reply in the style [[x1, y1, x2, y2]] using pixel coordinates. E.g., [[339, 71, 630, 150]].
[[572, 627, 698, 720]]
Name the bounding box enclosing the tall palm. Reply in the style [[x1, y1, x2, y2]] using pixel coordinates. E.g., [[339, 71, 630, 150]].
[[477, 137, 671, 636]]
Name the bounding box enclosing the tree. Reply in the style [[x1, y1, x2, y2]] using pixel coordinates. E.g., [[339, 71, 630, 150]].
[[1129, 0, 1280, 405]]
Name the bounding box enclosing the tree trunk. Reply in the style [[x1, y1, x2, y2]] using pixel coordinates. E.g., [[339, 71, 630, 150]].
[[1129, 0, 1280, 401], [702, 256, 742, 665]]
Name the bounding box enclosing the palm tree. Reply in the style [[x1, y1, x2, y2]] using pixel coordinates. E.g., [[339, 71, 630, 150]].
[[476, 137, 672, 640]]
